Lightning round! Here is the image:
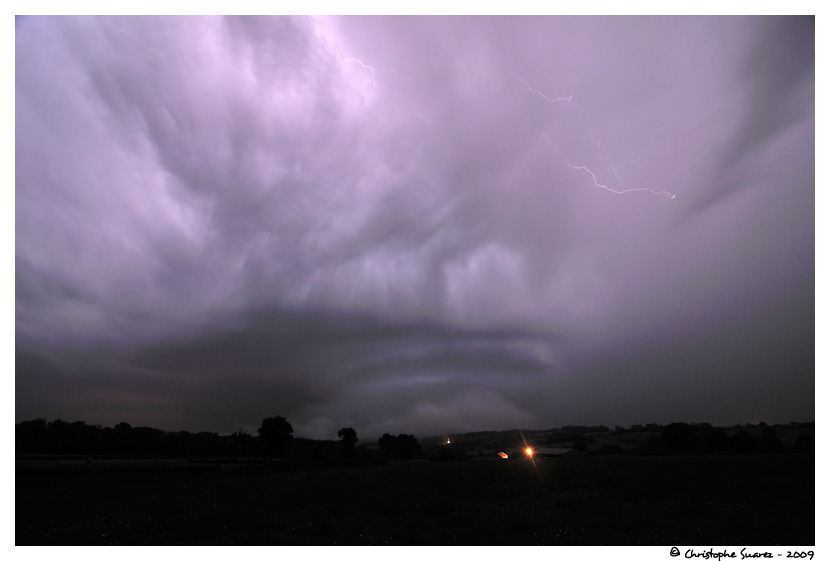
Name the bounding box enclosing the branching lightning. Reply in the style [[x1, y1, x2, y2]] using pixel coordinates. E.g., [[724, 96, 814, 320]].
[[344, 50, 676, 200], [570, 135, 676, 198], [567, 163, 677, 199], [542, 133, 677, 199], [345, 57, 377, 87], [507, 59, 572, 106], [518, 78, 572, 106], [512, 55, 675, 201], [601, 145, 650, 186]]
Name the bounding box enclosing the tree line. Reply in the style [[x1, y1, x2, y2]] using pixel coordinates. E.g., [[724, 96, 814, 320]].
[[16, 416, 423, 460], [17, 417, 812, 460]]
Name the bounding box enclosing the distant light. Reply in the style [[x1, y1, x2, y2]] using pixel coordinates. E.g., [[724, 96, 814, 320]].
[[446, 439, 451, 445], [525, 447, 534, 457], [498, 452, 508, 459]]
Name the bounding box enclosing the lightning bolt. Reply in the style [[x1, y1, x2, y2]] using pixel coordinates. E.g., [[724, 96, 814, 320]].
[[512, 57, 674, 201], [518, 78, 573, 106], [566, 163, 677, 199], [345, 57, 376, 87], [584, 136, 676, 198], [507, 59, 572, 106], [542, 130, 676, 199], [602, 150, 649, 185]]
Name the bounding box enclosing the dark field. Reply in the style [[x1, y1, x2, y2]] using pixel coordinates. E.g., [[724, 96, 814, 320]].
[[16, 453, 814, 545]]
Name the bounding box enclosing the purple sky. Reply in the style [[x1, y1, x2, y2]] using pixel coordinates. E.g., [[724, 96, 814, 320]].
[[15, 16, 814, 439]]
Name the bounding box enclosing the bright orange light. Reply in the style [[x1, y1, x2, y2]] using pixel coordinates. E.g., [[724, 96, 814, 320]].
[[498, 452, 508, 459], [525, 447, 534, 457]]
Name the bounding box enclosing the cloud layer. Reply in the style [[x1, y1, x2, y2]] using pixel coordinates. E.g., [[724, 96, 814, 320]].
[[16, 16, 814, 438]]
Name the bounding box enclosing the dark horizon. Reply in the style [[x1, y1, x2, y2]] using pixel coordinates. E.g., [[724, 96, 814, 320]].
[[16, 16, 815, 440], [14, 413, 817, 445], [16, 415, 815, 456]]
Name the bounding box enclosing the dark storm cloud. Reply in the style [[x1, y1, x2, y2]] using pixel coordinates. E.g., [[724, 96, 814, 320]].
[[18, 310, 556, 435], [16, 16, 813, 438]]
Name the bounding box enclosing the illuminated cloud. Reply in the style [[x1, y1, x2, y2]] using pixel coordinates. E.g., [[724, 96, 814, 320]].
[[16, 16, 814, 437]]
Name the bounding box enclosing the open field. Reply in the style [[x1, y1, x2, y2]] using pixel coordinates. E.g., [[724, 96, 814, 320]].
[[16, 452, 814, 545]]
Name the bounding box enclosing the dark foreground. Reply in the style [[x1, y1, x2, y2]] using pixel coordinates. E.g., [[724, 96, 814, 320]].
[[16, 453, 814, 545]]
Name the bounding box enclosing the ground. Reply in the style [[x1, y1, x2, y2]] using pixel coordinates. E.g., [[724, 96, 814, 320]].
[[16, 452, 814, 545]]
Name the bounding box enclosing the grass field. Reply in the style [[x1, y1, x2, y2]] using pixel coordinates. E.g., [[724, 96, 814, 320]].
[[16, 452, 814, 545]]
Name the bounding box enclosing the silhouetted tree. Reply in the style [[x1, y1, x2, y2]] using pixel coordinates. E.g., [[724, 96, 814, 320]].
[[572, 436, 593, 452], [110, 421, 133, 454], [43, 419, 98, 454], [230, 428, 256, 457], [702, 429, 729, 452], [659, 423, 700, 452], [394, 434, 421, 460], [378, 433, 421, 460], [258, 416, 294, 458], [16, 418, 259, 457], [795, 432, 813, 450], [132, 426, 165, 455], [761, 426, 784, 450], [730, 429, 760, 452], [16, 419, 48, 453], [337, 427, 358, 459], [378, 433, 396, 458]]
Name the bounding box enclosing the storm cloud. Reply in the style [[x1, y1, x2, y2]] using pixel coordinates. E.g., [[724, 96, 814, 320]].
[[15, 16, 814, 438]]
